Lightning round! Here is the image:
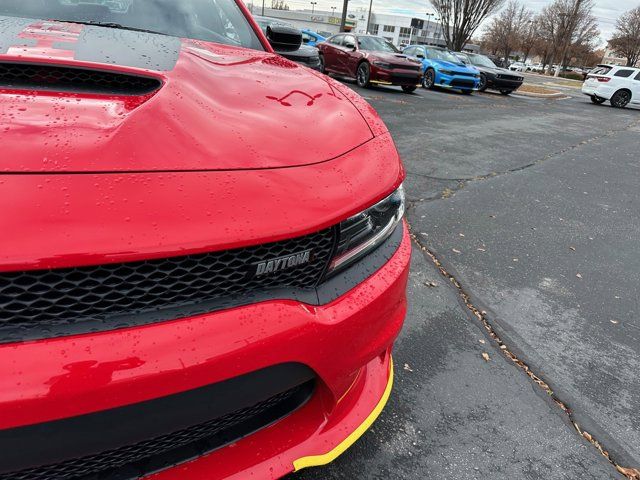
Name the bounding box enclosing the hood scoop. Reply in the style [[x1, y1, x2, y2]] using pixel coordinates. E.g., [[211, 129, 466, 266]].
[[0, 62, 162, 96]]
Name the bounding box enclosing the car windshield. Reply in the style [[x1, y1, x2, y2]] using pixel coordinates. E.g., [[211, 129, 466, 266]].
[[358, 36, 399, 53], [427, 48, 461, 63], [0, 0, 264, 50], [466, 54, 498, 68]]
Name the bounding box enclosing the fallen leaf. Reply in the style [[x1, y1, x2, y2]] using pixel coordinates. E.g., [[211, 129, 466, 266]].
[[576, 273, 583, 279], [479, 339, 486, 344], [452, 248, 461, 254], [477, 248, 486, 252], [610, 320, 619, 325], [424, 281, 438, 288], [403, 363, 413, 372], [569, 246, 576, 251], [459, 233, 465, 237], [616, 466, 640, 478], [481, 352, 490, 362]]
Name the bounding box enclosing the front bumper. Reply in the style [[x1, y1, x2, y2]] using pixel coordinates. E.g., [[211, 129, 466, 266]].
[[0, 224, 411, 479], [435, 72, 480, 91], [371, 66, 423, 86], [487, 76, 523, 90]]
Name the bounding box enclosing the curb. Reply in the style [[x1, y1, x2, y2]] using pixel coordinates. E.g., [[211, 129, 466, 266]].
[[515, 90, 567, 99]]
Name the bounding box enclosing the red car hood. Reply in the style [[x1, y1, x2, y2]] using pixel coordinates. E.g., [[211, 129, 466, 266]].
[[367, 51, 416, 65], [0, 19, 374, 173]]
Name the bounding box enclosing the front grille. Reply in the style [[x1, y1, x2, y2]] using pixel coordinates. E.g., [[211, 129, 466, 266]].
[[0, 62, 162, 95], [0, 229, 335, 341], [497, 73, 520, 81], [451, 78, 475, 88], [392, 63, 420, 71], [454, 71, 477, 78], [1, 375, 315, 480]]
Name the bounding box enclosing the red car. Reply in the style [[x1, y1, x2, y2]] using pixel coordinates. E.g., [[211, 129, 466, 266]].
[[318, 34, 423, 93], [0, 1, 410, 480]]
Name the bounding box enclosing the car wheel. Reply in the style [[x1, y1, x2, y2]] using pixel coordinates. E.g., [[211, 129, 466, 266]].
[[590, 95, 606, 105], [461, 89, 472, 95], [401, 85, 417, 94], [319, 54, 325, 74], [356, 62, 371, 88], [610, 90, 631, 108], [422, 69, 435, 89], [500, 89, 513, 95], [478, 74, 488, 92]]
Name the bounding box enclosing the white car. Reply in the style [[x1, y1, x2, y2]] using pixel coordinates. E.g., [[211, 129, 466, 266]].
[[509, 62, 527, 72], [583, 64, 640, 108]]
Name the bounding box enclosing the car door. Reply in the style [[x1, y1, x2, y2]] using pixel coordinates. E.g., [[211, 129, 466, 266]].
[[340, 35, 359, 76], [321, 35, 344, 73], [633, 70, 640, 103]]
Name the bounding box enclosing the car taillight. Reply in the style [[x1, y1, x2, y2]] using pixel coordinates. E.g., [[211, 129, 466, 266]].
[[596, 76, 611, 82]]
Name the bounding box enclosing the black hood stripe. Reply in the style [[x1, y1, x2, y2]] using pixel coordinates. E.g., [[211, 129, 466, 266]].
[[0, 15, 180, 72]]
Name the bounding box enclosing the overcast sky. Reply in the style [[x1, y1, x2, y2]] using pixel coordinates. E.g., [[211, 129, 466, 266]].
[[279, 0, 635, 44]]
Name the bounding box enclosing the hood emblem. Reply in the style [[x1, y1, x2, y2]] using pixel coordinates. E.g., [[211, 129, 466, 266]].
[[255, 250, 312, 276]]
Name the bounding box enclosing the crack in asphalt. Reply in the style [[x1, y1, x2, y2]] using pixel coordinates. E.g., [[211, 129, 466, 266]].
[[405, 116, 640, 202], [408, 229, 640, 480]]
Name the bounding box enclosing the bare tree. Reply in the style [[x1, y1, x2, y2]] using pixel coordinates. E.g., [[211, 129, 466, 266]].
[[482, 1, 532, 62], [609, 6, 640, 67], [536, 0, 599, 75], [430, 0, 506, 51]]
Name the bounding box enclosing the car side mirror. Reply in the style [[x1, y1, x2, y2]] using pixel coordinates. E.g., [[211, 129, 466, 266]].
[[266, 25, 302, 52], [344, 41, 356, 50], [416, 53, 425, 59]]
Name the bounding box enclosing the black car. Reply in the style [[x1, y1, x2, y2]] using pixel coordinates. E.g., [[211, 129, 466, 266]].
[[253, 16, 321, 71], [455, 52, 524, 95]]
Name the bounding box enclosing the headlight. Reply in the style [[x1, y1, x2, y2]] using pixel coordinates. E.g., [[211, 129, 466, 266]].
[[373, 61, 393, 69], [326, 184, 405, 277], [440, 69, 454, 75]]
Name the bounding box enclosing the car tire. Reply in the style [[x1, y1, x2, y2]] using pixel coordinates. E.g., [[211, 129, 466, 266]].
[[423, 69, 436, 89], [590, 95, 606, 105], [500, 89, 513, 95], [356, 62, 371, 88], [319, 54, 325, 74], [402, 85, 417, 94], [610, 90, 631, 108], [478, 74, 488, 92], [461, 89, 472, 95]]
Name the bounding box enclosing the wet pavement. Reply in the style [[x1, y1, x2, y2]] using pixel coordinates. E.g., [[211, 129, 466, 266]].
[[292, 74, 639, 479]]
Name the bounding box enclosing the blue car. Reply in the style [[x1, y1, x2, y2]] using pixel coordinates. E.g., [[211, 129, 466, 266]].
[[301, 29, 326, 47], [403, 45, 480, 94]]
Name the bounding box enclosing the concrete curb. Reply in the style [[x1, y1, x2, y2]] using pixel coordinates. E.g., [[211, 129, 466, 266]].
[[515, 90, 567, 99]]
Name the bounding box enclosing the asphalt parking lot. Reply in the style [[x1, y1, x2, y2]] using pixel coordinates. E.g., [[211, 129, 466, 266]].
[[293, 75, 640, 479]]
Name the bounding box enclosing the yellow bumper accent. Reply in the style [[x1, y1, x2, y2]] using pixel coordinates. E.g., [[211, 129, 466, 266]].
[[292, 358, 394, 472]]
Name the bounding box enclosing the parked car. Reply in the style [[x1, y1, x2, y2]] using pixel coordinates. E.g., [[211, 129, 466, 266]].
[[318, 34, 423, 93], [301, 28, 326, 47], [509, 61, 527, 72], [403, 45, 480, 94], [253, 16, 321, 70], [583, 64, 640, 108], [0, 1, 411, 479], [455, 52, 524, 95]]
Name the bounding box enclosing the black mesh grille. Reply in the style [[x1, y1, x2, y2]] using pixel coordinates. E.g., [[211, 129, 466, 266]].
[[1, 381, 314, 480], [451, 78, 475, 88], [0, 229, 335, 340], [0, 62, 162, 95]]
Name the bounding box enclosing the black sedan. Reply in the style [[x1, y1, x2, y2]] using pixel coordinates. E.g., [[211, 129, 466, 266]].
[[254, 16, 321, 71], [455, 52, 523, 95]]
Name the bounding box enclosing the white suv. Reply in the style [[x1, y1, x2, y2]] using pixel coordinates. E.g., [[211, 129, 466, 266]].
[[582, 64, 640, 108]]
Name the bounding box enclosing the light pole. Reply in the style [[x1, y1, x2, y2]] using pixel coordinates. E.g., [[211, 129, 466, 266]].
[[261, 0, 265, 16], [425, 13, 434, 44], [331, 6, 336, 17], [366, 0, 373, 34], [339, 0, 349, 32], [310, 1, 317, 13]]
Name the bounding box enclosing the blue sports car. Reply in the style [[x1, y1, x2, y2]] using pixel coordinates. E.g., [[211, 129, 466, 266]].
[[301, 29, 327, 47], [403, 45, 481, 94]]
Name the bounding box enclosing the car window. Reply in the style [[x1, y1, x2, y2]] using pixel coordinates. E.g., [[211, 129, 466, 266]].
[[467, 54, 497, 68], [404, 47, 414, 56], [357, 36, 399, 53], [344, 35, 356, 48], [301, 32, 312, 43], [591, 66, 612, 76], [635, 71, 640, 81], [0, 0, 264, 50], [330, 35, 344, 46], [614, 69, 634, 78], [425, 48, 460, 63]]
